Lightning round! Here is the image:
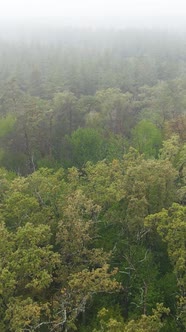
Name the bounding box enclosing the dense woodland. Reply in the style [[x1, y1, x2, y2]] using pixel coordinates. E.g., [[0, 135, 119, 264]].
[[0, 28, 186, 331]]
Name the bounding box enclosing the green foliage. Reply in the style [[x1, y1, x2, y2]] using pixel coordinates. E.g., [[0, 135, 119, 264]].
[[83, 159, 125, 207], [0, 115, 16, 138], [0, 168, 121, 331], [145, 203, 186, 329], [94, 304, 170, 332], [124, 158, 177, 217], [122, 303, 170, 332], [104, 134, 128, 161], [0, 29, 186, 331], [5, 297, 49, 332], [132, 120, 162, 158], [67, 128, 105, 167], [159, 135, 181, 164], [95, 89, 134, 136], [93, 307, 125, 332]]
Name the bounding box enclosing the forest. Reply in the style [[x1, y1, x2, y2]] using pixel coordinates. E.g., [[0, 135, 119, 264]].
[[0, 28, 186, 331]]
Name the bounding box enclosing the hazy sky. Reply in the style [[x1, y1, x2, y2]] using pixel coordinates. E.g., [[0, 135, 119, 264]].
[[1, 0, 186, 27]]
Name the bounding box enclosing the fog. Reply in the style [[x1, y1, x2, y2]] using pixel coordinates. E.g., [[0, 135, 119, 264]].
[[1, 0, 186, 18], [0, 0, 186, 30]]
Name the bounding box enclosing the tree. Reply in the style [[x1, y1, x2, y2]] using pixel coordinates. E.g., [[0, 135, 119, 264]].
[[95, 89, 135, 137], [145, 203, 186, 330], [93, 303, 170, 332], [0, 168, 120, 331], [67, 128, 105, 167], [132, 120, 162, 158]]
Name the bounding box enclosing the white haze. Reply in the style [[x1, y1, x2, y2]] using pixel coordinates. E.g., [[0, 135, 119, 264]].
[[0, 0, 186, 29]]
